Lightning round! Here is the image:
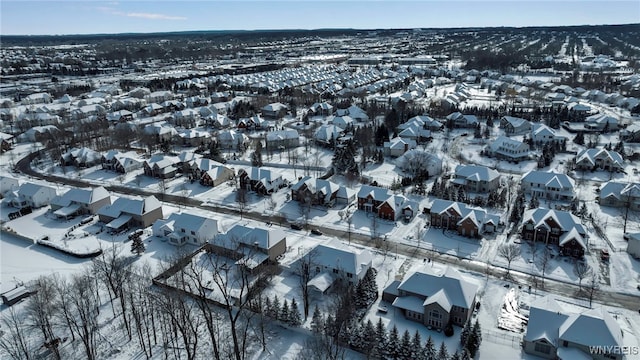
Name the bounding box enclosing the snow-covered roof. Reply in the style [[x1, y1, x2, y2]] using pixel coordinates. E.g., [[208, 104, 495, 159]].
[[307, 239, 373, 277], [454, 165, 500, 183], [575, 148, 623, 168], [164, 212, 217, 234], [559, 307, 623, 348], [430, 199, 500, 228], [98, 195, 161, 218], [397, 266, 478, 309], [521, 171, 574, 190], [522, 208, 586, 235], [51, 186, 109, 207], [219, 224, 286, 251], [357, 185, 392, 202], [524, 296, 568, 345]]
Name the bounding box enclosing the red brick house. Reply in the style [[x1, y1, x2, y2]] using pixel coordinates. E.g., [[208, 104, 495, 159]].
[[429, 199, 500, 238]]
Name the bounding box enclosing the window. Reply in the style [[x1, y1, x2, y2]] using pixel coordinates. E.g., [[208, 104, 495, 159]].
[[181, 229, 185, 233], [333, 268, 339, 274], [191, 230, 196, 235], [562, 341, 568, 347], [429, 310, 441, 319], [347, 273, 353, 278], [534, 342, 551, 354]]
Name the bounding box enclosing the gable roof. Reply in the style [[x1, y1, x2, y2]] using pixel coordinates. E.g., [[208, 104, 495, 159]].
[[559, 307, 623, 348], [98, 195, 161, 218], [521, 171, 575, 190], [357, 185, 392, 202], [430, 199, 500, 228], [221, 224, 286, 251], [307, 239, 373, 277], [454, 165, 500, 182], [52, 186, 109, 207], [397, 266, 478, 309], [522, 208, 586, 234]]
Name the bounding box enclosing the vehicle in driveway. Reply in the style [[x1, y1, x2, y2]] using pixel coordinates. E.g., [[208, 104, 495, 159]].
[[290, 223, 303, 230], [311, 228, 323, 235]]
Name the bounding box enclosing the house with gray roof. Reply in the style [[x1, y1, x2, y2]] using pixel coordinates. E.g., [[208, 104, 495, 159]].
[[521, 208, 587, 257], [210, 224, 287, 270], [97, 195, 163, 231], [382, 266, 478, 329], [500, 116, 532, 135], [238, 167, 285, 195], [574, 148, 624, 173], [451, 165, 501, 193], [0, 176, 19, 197], [50, 186, 111, 218], [429, 199, 500, 238], [521, 170, 575, 201], [485, 136, 530, 162], [531, 124, 566, 146], [8, 182, 57, 209], [153, 212, 218, 246], [302, 240, 373, 293], [524, 296, 624, 360], [598, 181, 640, 210], [446, 112, 479, 128], [384, 137, 417, 157], [291, 176, 354, 206], [585, 113, 618, 132], [265, 129, 300, 150]]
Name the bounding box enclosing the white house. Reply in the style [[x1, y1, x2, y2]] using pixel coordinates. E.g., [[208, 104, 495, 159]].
[[598, 181, 640, 210], [446, 112, 479, 128], [212, 225, 287, 268], [574, 148, 624, 172], [384, 137, 417, 157], [265, 129, 300, 150], [303, 240, 373, 293], [585, 113, 618, 131], [314, 124, 343, 146], [153, 212, 218, 246], [217, 130, 249, 150], [531, 124, 566, 145], [9, 183, 57, 209], [335, 105, 369, 122], [330, 115, 355, 130], [500, 116, 532, 135], [485, 136, 530, 162], [521, 171, 575, 201], [0, 176, 19, 197]]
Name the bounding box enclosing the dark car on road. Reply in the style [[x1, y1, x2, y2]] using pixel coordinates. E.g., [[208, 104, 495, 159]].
[[290, 224, 303, 230], [311, 229, 323, 235]]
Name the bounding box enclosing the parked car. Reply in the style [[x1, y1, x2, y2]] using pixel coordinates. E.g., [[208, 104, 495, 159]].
[[311, 228, 323, 235], [290, 224, 303, 230], [377, 305, 388, 314]]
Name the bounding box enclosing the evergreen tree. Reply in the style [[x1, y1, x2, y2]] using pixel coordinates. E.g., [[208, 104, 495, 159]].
[[374, 318, 388, 358], [460, 319, 471, 347], [450, 351, 461, 360], [280, 299, 290, 323], [528, 195, 539, 209], [573, 131, 585, 145], [130, 235, 145, 255], [288, 298, 301, 326], [264, 296, 271, 316], [310, 305, 323, 333], [387, 325, 400, 360], [412, 330, 424, 360], [614, 140, 626, 158], [270, 295, 281, 320], [399, 329, 413, 360], [362, 320, 376, 358], [437, 342, 449, 360], [424, 336, 437, 360]]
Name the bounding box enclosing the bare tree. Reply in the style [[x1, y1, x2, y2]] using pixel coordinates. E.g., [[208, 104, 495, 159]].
[[573, 261, 593, 290], [236, 187, 248, 219], [298, 194, 312, 227], [0, 307, 32, 360], [586, 272, 600, 308], [60, 270, 101, 360], [92, 245, 131, 338], [25, 276, 61, 360], [297, 250, 318, 320], [266, 195, 277, 214], [346, 212, 354, 245], [498, 243, 522, 278], [536, 247, 553, 288]]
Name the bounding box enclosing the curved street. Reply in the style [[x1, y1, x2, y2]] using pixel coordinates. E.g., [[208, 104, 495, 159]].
[[14, 151, 640, 312]]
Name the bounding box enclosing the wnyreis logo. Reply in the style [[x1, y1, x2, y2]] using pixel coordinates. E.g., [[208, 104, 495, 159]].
[[589, 346, 640, 356]]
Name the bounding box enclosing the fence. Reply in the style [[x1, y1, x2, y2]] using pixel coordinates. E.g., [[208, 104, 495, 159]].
[[484, 329, 522, 349]]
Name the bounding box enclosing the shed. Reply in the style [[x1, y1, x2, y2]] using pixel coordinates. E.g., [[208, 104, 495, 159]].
[[627, 233, 640, 259], [2, 286, 32, 306]]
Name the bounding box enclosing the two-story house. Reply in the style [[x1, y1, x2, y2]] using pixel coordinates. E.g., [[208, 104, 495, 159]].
[[521, 208, 587, 257], [451, 165, 501, 193], [265, 129, 300, 150], [429, 199, 500, 238], [357, 185, 417, 221], [382, 266, 479, 329], [50, 186, 111, 218], [211, 225, 287, 271], [446, 112, 479, 128], [152, 212, 218, 246], [521, 171, 575, 201], [97, 195, 163, 231], [485, 136, 530, 162], [291, 176, 355, 206], [238, 167, 285, 195], [598, 181, 640, 210], [500, 116, 532, 135], [574, 148, 624, 172], [531, 124, 566, 146]]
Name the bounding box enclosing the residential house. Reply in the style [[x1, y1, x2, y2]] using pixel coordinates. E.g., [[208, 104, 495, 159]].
[[0, 176, 19, 197], [620, 123, 640, 142], [0, 132, 14, 153], [429, 199, 500, 237], [303, 240, 373, 293], [9, 183, 57, 209], [106, 110, 134, 122], [335, 105, 369, 122], [291, 176, 355, 206], [146, 90, 174, 104], [212, 224, 287, 270], [500, 116, 531, 135], [143, 123, 178, 142], [265, 129, 300, 150], [384, 137, 417, 157], [401, 115, 443, 132], [598, 181, 640, 211], [238, 167, 285, 195], [314, 124, 344, 146], [21, 92, 53, 105], [50, 186, 111, 218], [101, 150, 142, 173], [531, 124, 566, 146], [382, 266, 478, 329], [446, 112, 479, 128], [261, 102, 288, 119], [143, 103, 164, 116], [485, 136, 530, 162], [574, 148, 624, 172], [451, 165, 501, 193], [200, 165, 235, 187], [177, 129, 212, 147], [523, 295, 623, 360], [357, 185, 417, 221], [521, 171, 575, 201], [97, 195, 163, 231], [143, 154, 179, 179], [60, 147, 102, 168], [310, 102, 333, 116], [217, 130, 249, 150], [19, 125, 62, 143], [237, 115, 267, 131], [521, 208, 587, 257], [153, 212, 218, 246], [585, 113, 618, 131], [330, 115, 354, 130]]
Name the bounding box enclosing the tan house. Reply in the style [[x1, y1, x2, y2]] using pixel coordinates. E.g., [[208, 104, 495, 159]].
[[97, 195, 163, 232], [50, 186, 111, 218], [211, 224, 287, 271], [382, 266, 478, 329]]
